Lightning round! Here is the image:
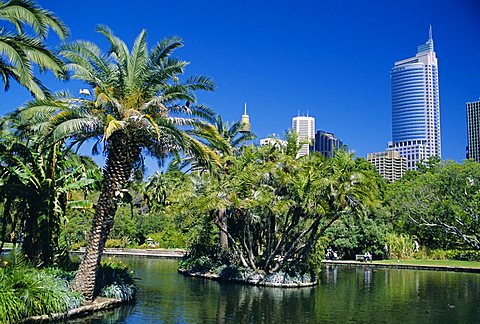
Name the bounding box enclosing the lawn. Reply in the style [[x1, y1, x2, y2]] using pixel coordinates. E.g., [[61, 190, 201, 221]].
[[376, 259, 480, 268]]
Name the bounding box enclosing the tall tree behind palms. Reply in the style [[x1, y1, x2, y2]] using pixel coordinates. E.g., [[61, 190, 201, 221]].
[[0, 0, 68, 98], [16, 26, 219, 300]]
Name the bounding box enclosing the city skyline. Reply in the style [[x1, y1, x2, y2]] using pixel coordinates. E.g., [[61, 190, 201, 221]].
[[0, 0, 478, 171]]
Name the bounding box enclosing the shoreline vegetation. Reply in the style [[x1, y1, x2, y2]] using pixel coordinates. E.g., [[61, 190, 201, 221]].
[[0, 250, 136, 323], [1, 0, 479, 322]]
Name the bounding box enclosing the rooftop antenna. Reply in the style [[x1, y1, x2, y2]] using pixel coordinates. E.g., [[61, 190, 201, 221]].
[[429, 24, 433, 40], [306, 109, 309, 117]]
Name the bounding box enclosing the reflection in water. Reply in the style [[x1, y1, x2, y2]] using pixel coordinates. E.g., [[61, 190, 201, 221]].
[[75, 257, 480, 323], [324, 264, 338, 285]]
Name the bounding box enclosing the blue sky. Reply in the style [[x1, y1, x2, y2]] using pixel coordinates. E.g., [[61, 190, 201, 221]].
[[1, 0, 479, 170]]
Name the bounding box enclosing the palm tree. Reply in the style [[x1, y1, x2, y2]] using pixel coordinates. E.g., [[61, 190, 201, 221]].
[[16, 26, 219, 300], [0, 0, 68, 98]]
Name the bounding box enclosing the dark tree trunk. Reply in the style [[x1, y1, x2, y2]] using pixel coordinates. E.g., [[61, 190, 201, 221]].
[[0, 199, 11, 254], [72, 133, 140, 301], [218, 208, 228, 257]]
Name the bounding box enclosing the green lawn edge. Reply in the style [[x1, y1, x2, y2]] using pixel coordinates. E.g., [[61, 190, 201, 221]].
[[375, 259, 480, 268]]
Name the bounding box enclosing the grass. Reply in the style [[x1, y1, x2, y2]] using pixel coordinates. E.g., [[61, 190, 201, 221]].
[[375, 259, 480, 268]]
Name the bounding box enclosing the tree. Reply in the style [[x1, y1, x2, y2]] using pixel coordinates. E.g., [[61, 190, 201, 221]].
[[386, 158, 480, 250], [16, 26, 219, 300], [0, 0, 68, 98]]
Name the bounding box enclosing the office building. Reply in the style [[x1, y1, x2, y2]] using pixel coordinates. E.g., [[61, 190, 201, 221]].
[[260, 137, 287, 149], [467, 100, 480, 162], [313, 130, 344, 158], [390, 26, 441, 170], [367, 150, 407, 182], [292, 116, 315, 157]]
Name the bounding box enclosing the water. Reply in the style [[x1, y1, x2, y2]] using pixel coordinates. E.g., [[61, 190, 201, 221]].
[[74, 257, 480, 323]]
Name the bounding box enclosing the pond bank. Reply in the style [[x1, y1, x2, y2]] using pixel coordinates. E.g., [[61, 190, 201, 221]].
[[324, 260, 480, 273], [70, 248, 186, 259], [23, 297, 123, 323]]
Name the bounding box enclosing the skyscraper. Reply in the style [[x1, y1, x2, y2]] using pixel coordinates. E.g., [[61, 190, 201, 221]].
[[292, 116, 315, 157], [313, 130, 344, 158], [467, 100, 480, 162], [390, 26, 441, 170]]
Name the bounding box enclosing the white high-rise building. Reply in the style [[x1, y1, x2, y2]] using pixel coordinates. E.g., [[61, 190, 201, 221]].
[[367, 150, 407, 182], [390, 26, 441, 170], [292, 116, 315, 157]]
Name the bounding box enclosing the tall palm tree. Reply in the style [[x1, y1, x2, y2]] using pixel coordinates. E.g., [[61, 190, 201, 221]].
[[0, 0, 68, 98], [16, 26, 219, 300]]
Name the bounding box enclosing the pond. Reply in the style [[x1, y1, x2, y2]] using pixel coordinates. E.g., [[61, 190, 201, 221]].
[[72, 257, 480, 323]]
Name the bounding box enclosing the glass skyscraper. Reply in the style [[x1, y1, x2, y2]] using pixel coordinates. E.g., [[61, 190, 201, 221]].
[[390, 27, 441, 170], [467, 100, 480, 162]]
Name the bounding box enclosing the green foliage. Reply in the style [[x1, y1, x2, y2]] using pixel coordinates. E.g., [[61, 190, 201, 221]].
[[147, 225, 187, 248], [386, 158, 480, 250], [179, 146, 380, 274], [110, 205, 140, 244], [0, 0, 69, 98], [444, 249, 480, 261], [325, 207, 389, 259], [96, 257, 136, 301], [385, 232, 415, 259], [0, 249, 83, 323]]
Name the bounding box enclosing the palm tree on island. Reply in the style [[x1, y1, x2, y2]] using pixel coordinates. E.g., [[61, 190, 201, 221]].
[[17, 26, 219, 300]]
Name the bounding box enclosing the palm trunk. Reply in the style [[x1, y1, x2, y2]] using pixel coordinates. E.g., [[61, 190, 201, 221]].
[[218, 208, 228, 257], [72, 133, 139, 300]]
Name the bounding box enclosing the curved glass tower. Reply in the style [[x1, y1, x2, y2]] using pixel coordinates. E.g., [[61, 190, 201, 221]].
[[390, 27, 441, 170]]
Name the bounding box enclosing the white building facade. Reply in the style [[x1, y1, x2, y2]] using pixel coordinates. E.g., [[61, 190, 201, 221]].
[[292, 116, 315, 157], [390, 27, 441, 170], [367, 150, 407, 182]]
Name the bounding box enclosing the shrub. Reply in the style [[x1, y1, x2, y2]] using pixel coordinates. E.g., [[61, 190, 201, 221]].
[[105, 239, 124, 248], [96, 257, 136, 302], [385, 232, 415, 259], [0, 249, 83, 323], [445, 249, 480, 261], [147, 224, 187, 248], [179, 255, 217, 272]]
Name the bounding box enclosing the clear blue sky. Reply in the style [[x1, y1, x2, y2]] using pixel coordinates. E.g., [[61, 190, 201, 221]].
[[1, 0, 479, 168]]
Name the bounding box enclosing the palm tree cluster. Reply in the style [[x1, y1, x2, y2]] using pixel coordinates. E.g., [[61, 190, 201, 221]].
[[175, 143, 380, 276]]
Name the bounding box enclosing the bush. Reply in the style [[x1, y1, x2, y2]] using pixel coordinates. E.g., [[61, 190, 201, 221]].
[[147, 224, 187, 248], [96, 257, 136, 302], [179, 255, 217, 272], [385, 232, 415, 259], [445, 249, 480, 261], [105, 238, 130, 248], [0, 249, 83, 323]]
